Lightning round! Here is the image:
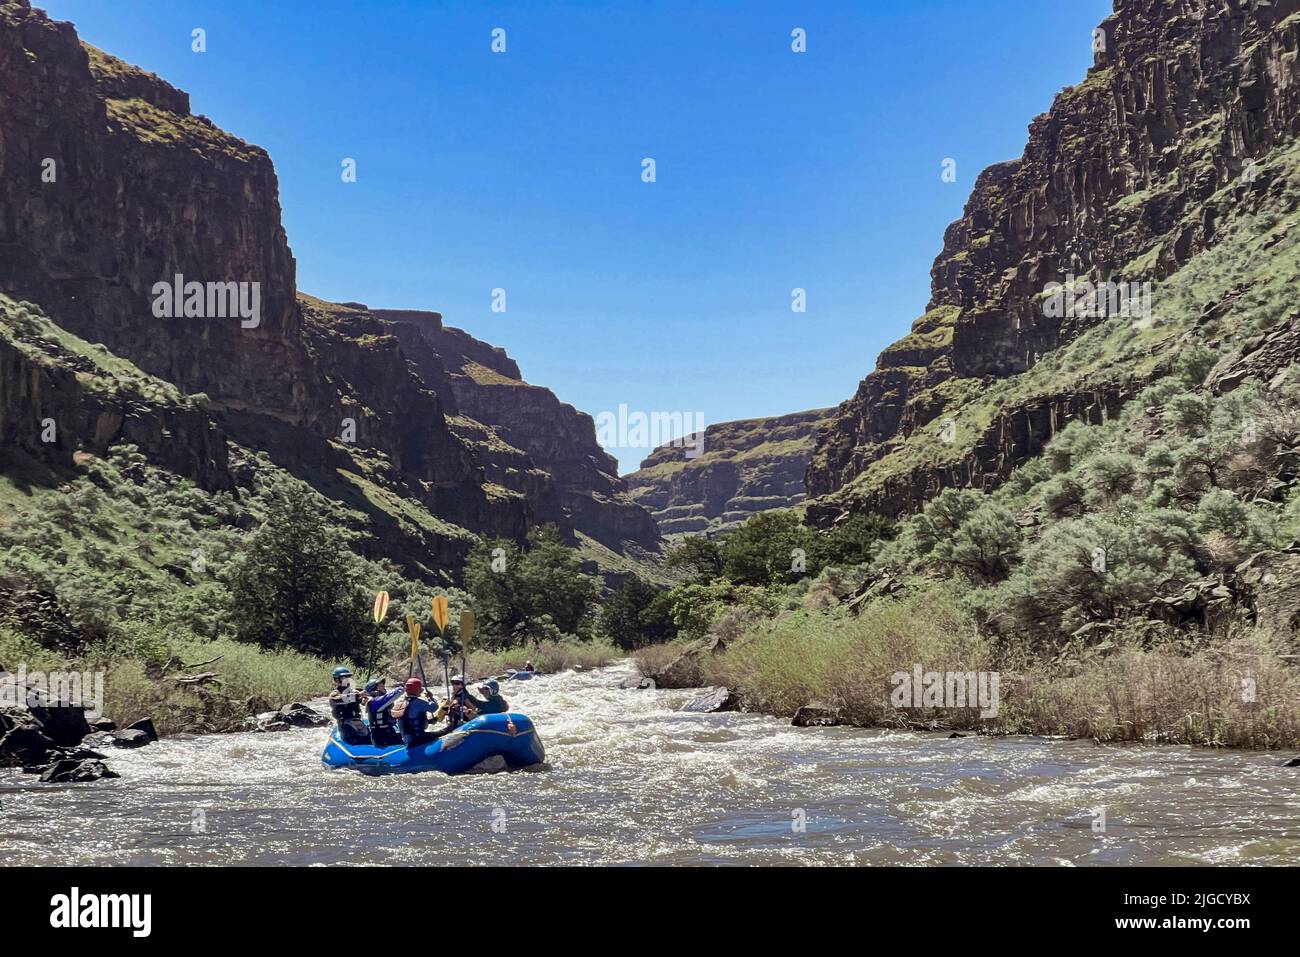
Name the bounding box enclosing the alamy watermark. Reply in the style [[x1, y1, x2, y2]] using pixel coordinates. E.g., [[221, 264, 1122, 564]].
[[889, 665, 1000, 718], [1041, 274, 1152, 326], [595, 404, 705, 459], [151, 273, 261, 328], [2, 666, 105, 719]]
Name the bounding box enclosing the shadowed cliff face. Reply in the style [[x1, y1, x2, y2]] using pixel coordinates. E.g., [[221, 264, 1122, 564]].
[[625, 409, 833, 537], [0, 0, 660, 578], [806, 0, 1300, 524], [377, 308, 663, 555]]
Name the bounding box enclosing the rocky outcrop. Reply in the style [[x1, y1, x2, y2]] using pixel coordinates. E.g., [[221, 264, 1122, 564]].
[[625, 409, 833, 536], [806, 0, 1300, 524], [679, 687, 738, 713], [379, 308, 662, 555], [0, 2, 661, 580]]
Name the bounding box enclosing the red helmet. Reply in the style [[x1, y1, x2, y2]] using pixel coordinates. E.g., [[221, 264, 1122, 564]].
[[404, 677, 423, 695]]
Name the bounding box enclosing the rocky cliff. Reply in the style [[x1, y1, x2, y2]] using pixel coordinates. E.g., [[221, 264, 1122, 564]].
[[625, 409, 833, 537], [0, 0, 660, 579], [805, 0, 1300, 526]]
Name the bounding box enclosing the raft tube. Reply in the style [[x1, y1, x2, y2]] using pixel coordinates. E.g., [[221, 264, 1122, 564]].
[[321, 712, 545, 776], [507, 670, 533, 681]]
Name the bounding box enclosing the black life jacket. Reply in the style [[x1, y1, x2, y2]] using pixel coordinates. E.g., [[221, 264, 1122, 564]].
[[330, 688, 361, 723]]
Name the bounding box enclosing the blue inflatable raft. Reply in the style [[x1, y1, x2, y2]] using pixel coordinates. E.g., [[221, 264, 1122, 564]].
[[321, 712, 545, 776]]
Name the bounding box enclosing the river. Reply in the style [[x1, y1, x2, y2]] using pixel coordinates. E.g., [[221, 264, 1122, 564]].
[[2, 662, 1297, 865]]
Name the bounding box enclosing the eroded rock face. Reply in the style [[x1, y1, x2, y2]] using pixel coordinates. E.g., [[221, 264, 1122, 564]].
[[0, 2, 660, 576], [379, 308, 663, 554], [806, 0, 1300, 522], [625, 409, 833, 536]]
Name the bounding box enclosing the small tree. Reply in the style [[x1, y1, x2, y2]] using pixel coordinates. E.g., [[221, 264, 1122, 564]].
[[226, 485, 371, 661], [464, 525, 599, 643], [599, 576, 676, 649]]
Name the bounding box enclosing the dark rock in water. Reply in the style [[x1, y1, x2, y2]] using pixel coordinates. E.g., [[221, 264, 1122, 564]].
[[679, 687, 737, 713], [948, 732, 968, 738], [652, 635, 731, 689], [0, 718, 53, 766], [791, 703, 840, 727], [39, 759, 119, 783], [125, 717, 159, 742], [0, 676, 93, 747], [110, 729, 152, 749], [618, 676, 656, 690], [277, 702, 329, 728], [249, 712, 291, 733], [1283, 756, 1300, 767], [92, 717, 117, 732], [51, 746, 107, 761]]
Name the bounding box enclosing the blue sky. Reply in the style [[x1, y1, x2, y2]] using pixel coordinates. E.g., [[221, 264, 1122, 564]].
[[42, 0, 1111, 473]]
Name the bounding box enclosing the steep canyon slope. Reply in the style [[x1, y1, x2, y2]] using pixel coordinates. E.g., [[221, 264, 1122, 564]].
[[0, 0, 659, 581], [803, 0, 1300, 527]]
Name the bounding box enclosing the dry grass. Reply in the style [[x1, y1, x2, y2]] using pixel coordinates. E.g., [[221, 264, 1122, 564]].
[[642, 583, 1300, 748], [1010, 630, 1300, 748]]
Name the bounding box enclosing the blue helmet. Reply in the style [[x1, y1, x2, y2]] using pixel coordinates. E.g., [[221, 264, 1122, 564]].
[[332, 667, 352, 680], [364, 678, 385, 694], [483, 679, 500, 694]]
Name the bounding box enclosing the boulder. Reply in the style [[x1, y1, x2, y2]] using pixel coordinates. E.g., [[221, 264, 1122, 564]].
[[0, 718, 53, 767], [39, 759, 119, 783], [249, 712, 292, 733], [652, 635, 730, 689], [1235, 552, 1300, 637], [110, 729, 152, 749], [792, 702, 840, 727], [618, 676, 656, 690], [91, 717, 117, 732], [125, 717, 158, 742], [277, 703, 329, 728], [51, 745, 107, 761], [679, 687, 738, 713], [1282, 756, 1300, 768]]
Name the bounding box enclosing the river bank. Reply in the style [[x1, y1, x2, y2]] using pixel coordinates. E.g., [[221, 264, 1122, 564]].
[[2, 661, 1296, 865], [633, 587, 1300, 751]]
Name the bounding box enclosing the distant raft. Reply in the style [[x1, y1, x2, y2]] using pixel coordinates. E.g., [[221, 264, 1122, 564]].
[[321, 712, 545, 776], [506, 670, 533, 681]]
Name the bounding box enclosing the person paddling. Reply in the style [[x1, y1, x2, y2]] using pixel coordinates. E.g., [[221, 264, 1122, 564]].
[[328, 667, 369, 745], [433, 674, 478, 729], [393, 677, 442, 748], [465, 678, 509, 715], [364, 678, 402, 746]]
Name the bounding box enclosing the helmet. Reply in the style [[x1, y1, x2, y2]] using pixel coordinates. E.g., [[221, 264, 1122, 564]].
[[332, 667, 352, 680], [483, 679, 500, 694], [450, 674, 465, 685], [365, 678, 385, 694], [404, 677, 423, 695]]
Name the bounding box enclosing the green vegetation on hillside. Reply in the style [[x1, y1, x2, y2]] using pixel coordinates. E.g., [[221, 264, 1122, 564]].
[[632, 359, 1300, 747]]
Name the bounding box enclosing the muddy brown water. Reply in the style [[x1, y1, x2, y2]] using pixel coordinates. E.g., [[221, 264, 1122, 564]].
[[2, 663, 1297, 865]]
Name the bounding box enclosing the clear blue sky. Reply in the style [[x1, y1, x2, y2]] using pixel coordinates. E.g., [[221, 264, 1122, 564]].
[[42, 0, 1111, 473]]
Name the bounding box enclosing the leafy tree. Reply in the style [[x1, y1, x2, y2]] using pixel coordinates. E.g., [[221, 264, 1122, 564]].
[[464, 525, 598, 643], [811, 512, 894, 567], [719, 510, 816, 585], [226, 485, 372, 661], [665, 535, 724, 582], [598, 576, 676, 649]]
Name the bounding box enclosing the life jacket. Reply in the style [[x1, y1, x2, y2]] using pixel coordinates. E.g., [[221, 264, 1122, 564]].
[[329, 687, 362, 723], [368, 689, 400, 732], [396, 694, 435, 740]]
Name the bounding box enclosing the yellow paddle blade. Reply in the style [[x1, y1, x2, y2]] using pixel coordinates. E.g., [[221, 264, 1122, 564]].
[[431, 595, 449, 635], [460, 611, 475, 651], [373, 590, 390, 624], [406, 613, 421, 660]]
